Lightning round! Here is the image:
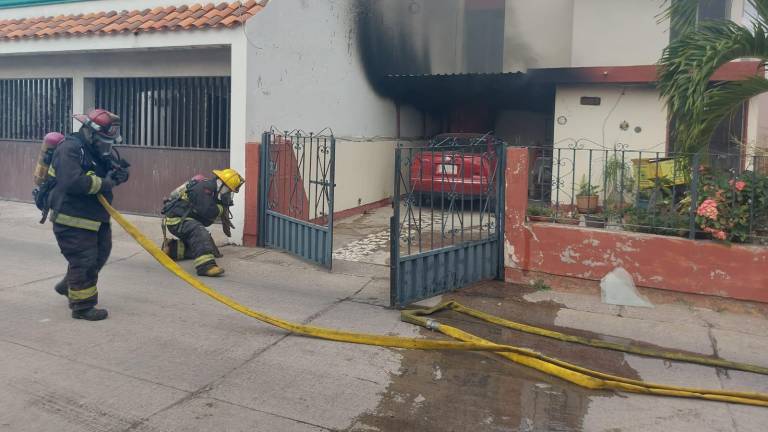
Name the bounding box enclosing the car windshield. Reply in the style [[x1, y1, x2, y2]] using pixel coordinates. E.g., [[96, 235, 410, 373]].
[[428, 135, 493, 153]]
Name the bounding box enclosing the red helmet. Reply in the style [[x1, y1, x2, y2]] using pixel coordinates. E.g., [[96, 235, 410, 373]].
[[43, 132, 65, 147], [74, 109, 121, 142]]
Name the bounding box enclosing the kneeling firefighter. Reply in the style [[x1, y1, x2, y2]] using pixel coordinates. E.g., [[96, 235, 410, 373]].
[[161, 169, 244, 277], [45, 109, 130, 321]]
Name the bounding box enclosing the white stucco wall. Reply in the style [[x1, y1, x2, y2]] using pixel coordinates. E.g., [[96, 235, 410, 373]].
[[0, 48, 230, 79], [756, 94, 768, 150], [0, 25, 237, 57], [503, 0, 573, 71], [746, 94, 767, 170], [0, 22, 247, 240], [243, 0, 407, 214], [554, 85, 668, 152], [373, 0, 466, 75], [571, 0, 668, 67], [552, 84, 668, 204], [0, 47, 231, 140]]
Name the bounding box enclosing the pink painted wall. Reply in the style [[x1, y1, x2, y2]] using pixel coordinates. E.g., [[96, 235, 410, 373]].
[[504, 148, 768, 303], [243, 142, 261, 247]]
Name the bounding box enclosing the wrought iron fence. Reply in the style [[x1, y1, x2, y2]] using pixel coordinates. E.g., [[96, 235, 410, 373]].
[[0, 78, 72, 140], [393, 134, 504, 257], [262, 130, 335, 225], [527, 146, 768, 245], [258, 129, 336, 269], [94, 77, 230, 149]]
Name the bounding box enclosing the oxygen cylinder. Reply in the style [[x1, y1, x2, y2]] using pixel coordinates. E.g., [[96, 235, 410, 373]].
[[33, 132, 65, 186]]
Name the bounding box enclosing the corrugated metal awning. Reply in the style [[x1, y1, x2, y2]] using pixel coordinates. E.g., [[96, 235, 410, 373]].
[[381, 71, 552, 111]]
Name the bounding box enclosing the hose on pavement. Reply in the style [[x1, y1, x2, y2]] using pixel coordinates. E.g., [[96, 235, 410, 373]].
[[100, 195, 768, 408]]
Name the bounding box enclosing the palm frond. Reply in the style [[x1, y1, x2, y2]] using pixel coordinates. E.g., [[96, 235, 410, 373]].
[[659, 21, 767, 100], [658, 16, 768, 152], [658, 0, 703, 32], [690, 76, 768, 151], [748, 0, 768, 28]]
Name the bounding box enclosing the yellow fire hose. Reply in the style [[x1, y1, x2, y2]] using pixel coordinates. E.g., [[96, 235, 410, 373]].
[[99, 195, 768, 408], [401, 312, 768, 407], [407, 301, 768, 376]]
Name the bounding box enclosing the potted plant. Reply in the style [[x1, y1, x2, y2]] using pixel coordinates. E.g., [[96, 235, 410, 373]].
[[623, 206, 689, 238], [527, 204, 553, 222], [576, 175, 600, 214], [603, 154, 637, 215], [555, 210, 580, 225], [584, 213, 606, 229]]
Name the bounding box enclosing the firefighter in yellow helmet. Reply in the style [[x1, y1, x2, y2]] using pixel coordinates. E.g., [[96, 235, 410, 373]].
[[160, 169, 244, 276]]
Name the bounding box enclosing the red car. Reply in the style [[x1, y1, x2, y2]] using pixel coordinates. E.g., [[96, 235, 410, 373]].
[[409, 133, 500, 205]]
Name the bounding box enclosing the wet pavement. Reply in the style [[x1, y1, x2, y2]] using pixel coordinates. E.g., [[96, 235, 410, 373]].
[[347, 280, 768, 431], [349, 282, 629, 432], [333, 206, 768, 432], [4, 199, 768, 431]]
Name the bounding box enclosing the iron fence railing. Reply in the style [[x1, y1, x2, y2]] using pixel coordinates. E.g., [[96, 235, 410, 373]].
[[262, 130, 335, 225], [258, 130, 336, 269], [390, 134, 506, 307], [394, 134, 504, 257], [527, 146, 768, 245], [0, 78, 72, 140], [95, 77, 230, 149]]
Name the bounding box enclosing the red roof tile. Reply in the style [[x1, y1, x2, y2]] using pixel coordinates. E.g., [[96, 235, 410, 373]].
[[0, 1, 267, 41]]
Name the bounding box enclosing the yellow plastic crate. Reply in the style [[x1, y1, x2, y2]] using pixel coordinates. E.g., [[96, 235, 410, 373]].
[[631, 158, 689, 189]]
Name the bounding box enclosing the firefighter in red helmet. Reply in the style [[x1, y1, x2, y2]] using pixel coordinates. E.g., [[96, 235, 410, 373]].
[[49, 109, 129, 321]]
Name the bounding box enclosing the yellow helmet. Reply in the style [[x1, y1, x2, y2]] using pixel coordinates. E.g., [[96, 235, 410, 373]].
[[212, 168, 245, 193]]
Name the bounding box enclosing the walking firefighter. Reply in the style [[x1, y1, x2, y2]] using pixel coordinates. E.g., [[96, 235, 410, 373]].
[[35, 109, 130, 321]]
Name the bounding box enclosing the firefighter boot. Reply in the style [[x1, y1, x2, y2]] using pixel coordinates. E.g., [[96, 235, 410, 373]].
[[54, 278, 67, 296], [198, 263, 225, 277], [72, 307, 109, 321]]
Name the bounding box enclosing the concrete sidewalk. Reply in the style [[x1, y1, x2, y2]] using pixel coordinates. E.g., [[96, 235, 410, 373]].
[[1, 199, 768, 431]]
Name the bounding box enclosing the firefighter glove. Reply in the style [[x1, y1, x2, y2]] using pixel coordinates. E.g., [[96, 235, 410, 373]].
[[100, 176, 116, 191], [109, 168, 130, 186]]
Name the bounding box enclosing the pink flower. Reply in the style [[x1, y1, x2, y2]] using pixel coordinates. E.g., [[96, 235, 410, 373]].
[[704, 227, 727, 240], [696, 199, 719, 220], [735, 180, 746, 191]]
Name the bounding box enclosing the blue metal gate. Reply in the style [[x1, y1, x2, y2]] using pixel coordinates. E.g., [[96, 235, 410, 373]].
[[258, 130, 335, 269], [390, 134, 506, 307]]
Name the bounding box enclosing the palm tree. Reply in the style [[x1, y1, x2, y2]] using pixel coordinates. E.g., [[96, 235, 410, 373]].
[[658, 0, 768, 154]]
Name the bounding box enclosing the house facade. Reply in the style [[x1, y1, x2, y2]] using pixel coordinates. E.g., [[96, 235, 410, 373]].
[[361, 0, 766, 200], [0, 0, 764, 245], [0, 0, 410, 245]]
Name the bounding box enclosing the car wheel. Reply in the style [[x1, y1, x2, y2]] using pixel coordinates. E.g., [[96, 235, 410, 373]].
[[411, 192, 427, 207]]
